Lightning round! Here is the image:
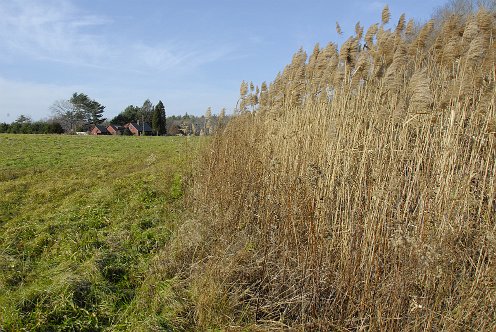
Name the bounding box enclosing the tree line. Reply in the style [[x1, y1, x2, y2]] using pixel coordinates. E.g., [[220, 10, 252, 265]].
[[111, 103, 228, 136], [1, 92, 229, 135], [0, 115, 64, 134]]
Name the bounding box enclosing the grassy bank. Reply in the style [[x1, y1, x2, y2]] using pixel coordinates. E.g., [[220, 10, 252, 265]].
[[0, 134, 201, 331]]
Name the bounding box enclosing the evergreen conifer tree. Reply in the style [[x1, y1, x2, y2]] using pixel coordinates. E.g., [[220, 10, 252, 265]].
[[152, 101, 166, 135]]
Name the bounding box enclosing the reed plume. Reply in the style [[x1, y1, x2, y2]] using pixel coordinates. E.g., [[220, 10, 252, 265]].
[[463, 18, 480, 41], [385, 43, 408, 92], [355, 21, 364, 40], [365, 23, 378, 47], [396, 13, 406, 33], [408, 69, 432, 112], [382, 5, 391, 25], [467, 34, 488, 65], [405, 18, 415, 35]]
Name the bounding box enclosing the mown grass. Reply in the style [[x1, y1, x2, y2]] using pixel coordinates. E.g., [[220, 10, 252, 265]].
[[0, 134, 202, 331]]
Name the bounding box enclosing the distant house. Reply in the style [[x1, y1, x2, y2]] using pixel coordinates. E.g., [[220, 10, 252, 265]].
[[124, 122, 153, 136], [107, 124, 124, 135], [90, 125, 110, 135]]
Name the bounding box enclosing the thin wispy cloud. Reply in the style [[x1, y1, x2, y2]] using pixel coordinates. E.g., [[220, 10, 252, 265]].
[[131, 42, 233, 72], [0, 0, 232, 72], [0, 0, 109, 64]]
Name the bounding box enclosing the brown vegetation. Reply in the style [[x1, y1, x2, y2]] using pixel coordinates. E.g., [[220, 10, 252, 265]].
[[169, 6, 496, 330]]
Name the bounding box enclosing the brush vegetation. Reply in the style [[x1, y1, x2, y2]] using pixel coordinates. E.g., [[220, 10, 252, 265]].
[[0, 134, 202, 331], [170, 6, 496, 331]]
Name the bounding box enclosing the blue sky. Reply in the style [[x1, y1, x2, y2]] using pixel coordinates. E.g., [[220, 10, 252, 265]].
[[0, 0, 448, 122]]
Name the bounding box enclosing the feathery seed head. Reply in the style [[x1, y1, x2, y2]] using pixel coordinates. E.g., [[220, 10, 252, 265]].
[[476, 8, 493, 33], [240, 81, 248, 97], [441, 14, 461, 39], [355, 22, 364, 40], [291, 48, 307, 67], [365, 23, 378, 47], [385, 43, 407, 91], [396, 13, 406, 33], [463, 19, 480, 41], [442, 36, 462, 64], [467, 35, 487, 65], [382, 5, 391, 25], [409, 70, 432, 112], [406, 19, 415, 35], [414, 20, 434, 50], [311, 43, 320, 60], [339, 37, 359, 66]]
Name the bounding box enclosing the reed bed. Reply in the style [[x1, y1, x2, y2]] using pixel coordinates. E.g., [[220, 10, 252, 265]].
[[178, 7, 496, 330]]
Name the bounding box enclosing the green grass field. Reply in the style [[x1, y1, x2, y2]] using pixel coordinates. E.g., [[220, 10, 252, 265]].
[[0, 134, 202, 331]]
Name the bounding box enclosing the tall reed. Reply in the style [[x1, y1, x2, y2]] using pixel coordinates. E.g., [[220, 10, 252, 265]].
[[180, 6, 496, 330]]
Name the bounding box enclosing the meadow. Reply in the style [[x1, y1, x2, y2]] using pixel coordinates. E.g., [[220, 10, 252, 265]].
[[0, 134, 202, 331]]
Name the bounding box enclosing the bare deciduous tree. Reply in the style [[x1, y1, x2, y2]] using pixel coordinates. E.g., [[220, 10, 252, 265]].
[[50, 99, 85, 132]]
